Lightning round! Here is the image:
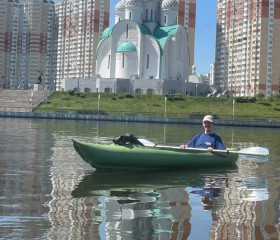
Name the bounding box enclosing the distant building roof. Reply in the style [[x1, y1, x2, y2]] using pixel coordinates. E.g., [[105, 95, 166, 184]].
[[188, 74, 200, 83]]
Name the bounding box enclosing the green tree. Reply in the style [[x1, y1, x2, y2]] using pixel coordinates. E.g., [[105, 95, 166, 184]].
[[273, 93, 280, 105], [256, 92, 265, 103]]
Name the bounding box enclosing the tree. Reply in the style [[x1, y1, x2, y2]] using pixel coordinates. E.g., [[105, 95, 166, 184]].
[[273, 93, 280, 105], [256, 92, 265, 103]]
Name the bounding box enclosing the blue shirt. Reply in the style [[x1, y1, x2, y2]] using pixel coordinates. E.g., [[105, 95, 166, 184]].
[[187, 133, 226, 150]]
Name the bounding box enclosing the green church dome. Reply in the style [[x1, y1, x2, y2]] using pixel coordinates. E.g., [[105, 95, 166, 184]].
[[116, 41, 137, 52]]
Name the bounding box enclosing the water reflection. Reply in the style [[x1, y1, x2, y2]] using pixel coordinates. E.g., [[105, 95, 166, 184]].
[[72, 169, 210, 239], [68, 167, 273, 239], [0, 118, 279, 239]]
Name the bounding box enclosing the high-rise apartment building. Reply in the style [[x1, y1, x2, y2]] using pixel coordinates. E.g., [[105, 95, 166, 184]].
[[0, 0, 56, 90], [214, 0, 280, 97], [55, 0, 109, 90], [210, 62, 215, 85], [178, 0, 196, 74]]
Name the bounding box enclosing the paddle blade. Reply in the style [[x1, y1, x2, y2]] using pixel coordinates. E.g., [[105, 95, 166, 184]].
[[138, 138, 156, 147], [238, 147, 269, 156], [237, 147, 269, 162]]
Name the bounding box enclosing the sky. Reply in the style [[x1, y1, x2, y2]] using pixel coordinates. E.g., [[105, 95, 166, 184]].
[[109, 0, 217, 75]]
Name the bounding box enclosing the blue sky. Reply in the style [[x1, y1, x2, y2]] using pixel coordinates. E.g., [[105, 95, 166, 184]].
[[109, 0, 217, 75]]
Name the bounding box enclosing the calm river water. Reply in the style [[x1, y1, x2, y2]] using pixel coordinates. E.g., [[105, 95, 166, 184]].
[[0, 118, 279, 239]]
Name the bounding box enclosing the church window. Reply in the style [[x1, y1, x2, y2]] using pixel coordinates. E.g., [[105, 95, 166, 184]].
[[105, 87, 111, 93], [179, 31, 181, 60], [164, 15, 167, 24], [129, 12, 132, 20], [146, 9, 148, 20], [84, 88, 91, 92], [122, 53, 125, 68], [135, 88, 142, 94], [108, 55, 110, 69], [151, 10, 153, 20], [155, 10, 157, 21], [126, 24, 128, 38], [146, 54, 150, 68]]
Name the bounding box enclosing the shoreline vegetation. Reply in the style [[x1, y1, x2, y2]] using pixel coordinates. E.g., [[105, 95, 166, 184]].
[[34, 91, 280, 122]]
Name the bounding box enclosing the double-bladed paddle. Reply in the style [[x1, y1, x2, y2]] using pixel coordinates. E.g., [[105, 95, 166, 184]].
[[138, 138, 269, 157]]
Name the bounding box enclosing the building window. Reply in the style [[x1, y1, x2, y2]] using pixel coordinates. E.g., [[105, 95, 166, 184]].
[[164, 15, 167, 24], [122, 53, 125, 68], [146, 54, 149, 68], [146, 9, 148, 20], [129, 12, 132, 20]]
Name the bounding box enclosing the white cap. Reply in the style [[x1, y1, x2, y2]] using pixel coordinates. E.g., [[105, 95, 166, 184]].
[[202, 115, 214, 123]]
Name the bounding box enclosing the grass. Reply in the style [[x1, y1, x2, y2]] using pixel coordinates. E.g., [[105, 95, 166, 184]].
[[35, 91, 280, 121]]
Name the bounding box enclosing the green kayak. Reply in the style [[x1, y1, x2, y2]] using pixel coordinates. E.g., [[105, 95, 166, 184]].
[[72, 139, 239, 170]]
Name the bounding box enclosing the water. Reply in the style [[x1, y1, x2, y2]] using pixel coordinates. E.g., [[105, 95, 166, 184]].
[[0, 118, 279, 239]]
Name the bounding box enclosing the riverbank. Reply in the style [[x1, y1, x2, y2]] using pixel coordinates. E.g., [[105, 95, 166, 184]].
[[1, 111, 280, 128], [37, 92, 280, 121]]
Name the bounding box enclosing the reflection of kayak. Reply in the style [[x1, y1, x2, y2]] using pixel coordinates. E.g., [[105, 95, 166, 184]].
[[71, 169, 209, 198], [72, 140, 239, 170]]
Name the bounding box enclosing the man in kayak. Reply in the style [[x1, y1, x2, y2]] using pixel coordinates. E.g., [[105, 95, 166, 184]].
[[180, 115, 226, 151]]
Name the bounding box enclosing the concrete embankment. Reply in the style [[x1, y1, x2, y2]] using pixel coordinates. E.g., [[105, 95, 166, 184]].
[[0, 111, 280, 128]]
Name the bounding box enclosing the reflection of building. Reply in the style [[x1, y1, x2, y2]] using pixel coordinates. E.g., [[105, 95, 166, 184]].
[[214, 0, 280, 97], [46, 138, 101, 239], [98, 188, 191, 239], [205, 171, 279, 239], [0, 118, 54, 237]]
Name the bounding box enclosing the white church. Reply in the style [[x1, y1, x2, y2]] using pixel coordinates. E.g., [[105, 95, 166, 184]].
[[63, 0, 211, 96]]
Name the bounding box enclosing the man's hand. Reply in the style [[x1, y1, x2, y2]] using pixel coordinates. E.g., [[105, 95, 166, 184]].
[[207, 147, 214, 151]]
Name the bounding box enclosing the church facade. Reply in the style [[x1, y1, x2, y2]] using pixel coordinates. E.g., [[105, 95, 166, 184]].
[[63, 0, 191, 95], [96, 0, 189, 94]]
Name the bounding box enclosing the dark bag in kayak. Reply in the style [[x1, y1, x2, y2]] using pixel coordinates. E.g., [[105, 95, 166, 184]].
[[113, 134, 144, 146]]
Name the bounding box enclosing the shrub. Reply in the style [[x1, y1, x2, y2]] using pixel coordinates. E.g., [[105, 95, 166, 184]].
[[62, 97, 71, 100], [68, 90, 76, 96], [124, 93, 134, 98], [235, 97, 256, 103], [165, 94, 184, 101], [79, 94, 87, 98], [152, 103, 161, 107]]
